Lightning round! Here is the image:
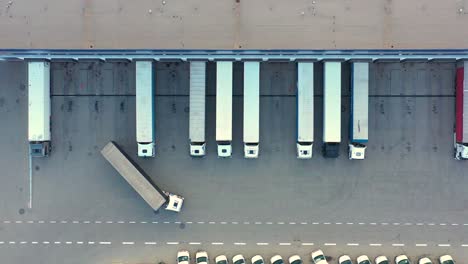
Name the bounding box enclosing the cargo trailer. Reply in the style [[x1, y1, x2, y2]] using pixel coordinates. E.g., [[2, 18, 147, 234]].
[[135, 61, 155, 157], [455, 62, 468, 160], [296, 62, 314, 159], [28, 61, 51, 157], [348, 62, 369, 160], [216, 61, 233, 157], [323, 62, 341, 158], [243, 62, 260, 158], [189, 61, 207, 157], [101, 141, 184, 212]]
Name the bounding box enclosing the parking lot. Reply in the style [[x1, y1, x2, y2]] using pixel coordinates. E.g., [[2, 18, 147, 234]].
[[0, 60, 467, 263]]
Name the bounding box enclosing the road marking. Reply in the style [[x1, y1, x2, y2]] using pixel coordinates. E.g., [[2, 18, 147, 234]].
[[231, 221, 238, 224], [167, 242, 179, 245], [72, 221, 80, 224], [27, 220, 34, 223], [129, 221, 136, 224], [417, 223, 424, 226], [118, 221, 125, 224], [347, 243, 359, 246], [197, 222, 205, 224], [0, 242, 4, 244], [212, 242, 224, 245], [358, 223, 365, 225], [122, 242, 135, 245], [438, 244, 451, 247], [220, 222, 227, 224], [163, 221, 170, 224], [370, 243, 382, 247], [416, 244, 427, 247], [15, 221, 22, 223], [234, 242, 246, 246], [43, 241, 50, 244], [244, 222, 250, 225], [428, 223, 435, 226], [464, 224, 468, 226], [209, 222, 216, 224], [324, 243, 336, 246], [189, 242, 201, 245], [451, 223, 458, 226], [393, 223, 400, 225], [381, 223, 388, 225], [88, 242, 95, 245], [279, 242, 292, 246], [186, 222, 193, 224], [301, 222, 308, 225], [312, 222, 319, 225], [145, 242, 157, 245], [76, 241, 83, 245], [32, 241, 38, 244], [61, 221, 68, 224], [49, 221, 56, 224], [9, 241, 16, 244], [106, 221, 113, 224], [392, 243, 405, 247], [175, 222, 182, 224], [83, 221, 91, 224], [347, 223, 354, 225], [277, 222, 284, 225], [289, 222, 296, 225], [3, 220, 12, 223], [65, 241, 72, 245], [440, 223, 447, 226], [301, 243, 314, 246], [404, 223, 412, 226], [20, 241, 28, 244], [257, 242, 269, 246], [370, 223, 377, 225], [99, 242, 111, 245], [255, 222, 262, 225], [54, 241, 61, 244], [323, 222, 331, 225], [461, 244, 468, 247]]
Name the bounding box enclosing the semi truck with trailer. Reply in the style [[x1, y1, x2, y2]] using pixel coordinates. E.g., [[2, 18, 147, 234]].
[[296, 62, 314, 159], [101, 141, 184, 212], [28, 61, 51, 157], [243, 62, 260, 158], [135, 61, 155, 157], [189, 61, 207, 157], [455, 62, 468, 160], [216, 61, 233, 157], [348, 62, 369, 160], [323, 61, 342, 158]]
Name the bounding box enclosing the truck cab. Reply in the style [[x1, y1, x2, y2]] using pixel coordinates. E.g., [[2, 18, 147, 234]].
[[138, 142, 155, 157], [217, 143, 232, 158], [30, 142, 50, 157], [297, 142, 313, 159], [190, 142, 206, 157], [165, 193, 184, 212], [349, 143, 366, 160], [244, 143, 259, 158], [455, 141, 468, 160]]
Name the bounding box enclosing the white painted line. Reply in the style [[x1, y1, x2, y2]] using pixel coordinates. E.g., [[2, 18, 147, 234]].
[[167, 242, 179, 245], [323, 222, 331, 225], [464, 224, 468, 226], [88, 242, 95, 245], [20, 241, 28, 244], [15, 220, 22, 223], [231, 222, 238, 224], [31, 241, 38, 244], [49, 221, 56, 224], [370, 243, 382, 247], [324, 243, 336, 246], [289, 222, 296, 225], [392, 243, 405, 247], [0, 241, 4, 244], [277, 222, 284, 225], [212, 242, 224, 245], [72, 221, 80, 224], [440, 223, 447, 226], [189, 242, 201, 245], [27, 220, 34, 223], [99, 242, 111, 245], [118, 221, 125, 224], [220, 222, 227, 224], [428, 223, 435, 226], [301, 243, 314, 246], [54, 241, 61, 244], [129, 221, 136, 224], [243, 222, 250, 225], [381, 223, 388, 225], [9, 241, 16, 244], [3, 220, 10, 224], [358, 223, 365, 225], [257, 242, 269, 246], [416, 244, 427, 247], [65, 241, 72, 245], [416, 223, 424, 226], [122, 242, 135, 245], [43, 241, 50, 244], [301, 222, 308, 225], [209, 222, 216, 224], [451, 223, 458, 226], [346, 223, 354, 225], [313, 222, 319, 225], [83, 221, 90, 224], [255, 222, 262, 225], [106, 221, 113, 224], [347, 243, 359, 246], [186, 222, 193, 224], [38, 220, 45, 224], [164, 221, 171, 224], [370, 223, 377, 225], [279, 243, 291, 246], [145, 242, 157, 245], [197, 222, 205, 224], [61, 221, 68, 224], [76, 241, 84, 245], [335, 222, 342, 225], [461, 244, 468, 247], [174, 221, 181, 224], [438, 244, 451, 247], [393, 223, 400, 225], [234, 242, 246, 246]]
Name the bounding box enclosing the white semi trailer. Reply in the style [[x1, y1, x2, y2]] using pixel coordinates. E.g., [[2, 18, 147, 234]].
[[216, 61, 233, 157], [135, 61, 155, 157], [323, 61, 341, 158], [348, 62, 369, 160], [189, 61, 207, 157], [243, 62, 260, 158], [455, 62, 468, 160], [296, 62, 314, 159], [28, 61, 51, 157], [101, 141, 184, 212]]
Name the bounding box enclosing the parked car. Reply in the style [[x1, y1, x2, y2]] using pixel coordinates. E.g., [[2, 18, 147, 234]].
[[196, 251, 209, 264], [375, 256, 389, 264], [339, 255, 352, 264], [289, 255, 303, 264], [311, 250, 328, 264], [215, 255, 228, 264], [251, 255, 264, 264], [439, 255, 455, 264], [177, 250, 190, 264], [395, 255, 411, 264], [418, 258, 432, 264], [271, 255, 284, 264], [233, 255, 246, 264], [357, 255, 371, 264]]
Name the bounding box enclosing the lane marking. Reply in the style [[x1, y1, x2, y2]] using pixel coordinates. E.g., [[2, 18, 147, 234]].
[[301, 222, 308, 225], [209, 222, 216, 224], [323, 222, 331, 225], [167, 242, 179, 245], [65, 241, 72, 245], [186, 222, 193, 224], [221, 222, 227, 225], [42, 241, 50, 244], [279, 242, 291, 246], [88, 242, 95, 245], [106, 221, 114, 224], [9, 241, 16, 244], [312, 222, 319, 225], [21, 241, 28, 244], [72, 221, 79, 224], [392, 243, 405, 247], [76, 241, 83, 245], [212, 242, 224, 245], [347, 223, 354, 225], [244, 222, 250, 225], [257, 242, 269, 246], [393, 223, 400, 226], [381, 223, 389, 225], [129, 221, 136, 224], [302, 242, 314, 246], [461, 244, 468, 247], [358, 223, 365, 225], [83, 221, 91, 224], [99, 242, 111, 245], [231, 222, 238, 224], [234, 242, 246, 246], [145, 242, 157, 245], [416, 244, 427, 247], [451, 223, 458, 226], [324, 243, 336, 246], [347, 243, 359, 246], [416, 223, 424, 226], [32, 241, 38, 244], [27, 220, 34, 224], [118, 221, 125, 224], [0, 241, 4, 244], [61, 221, 68, 224], [197, 222, 205, 224], [54, 241, 61, 244], [255, 222, 262, 225], [163, 221, 170, 224], [15, 221, 22, 223], [189, 242, 201, 245], [439, 223, 447, 226], [438, 244, 451, 247], [3, 221, 10, 224], [122, 242, 135, 245], [174, 222, 181, 224], [370, 243, 382, 247], [49, 221, 56, 224], [277, 222, 284, 225], [370, 223, 377, 225], [289, 222, 296, 225]]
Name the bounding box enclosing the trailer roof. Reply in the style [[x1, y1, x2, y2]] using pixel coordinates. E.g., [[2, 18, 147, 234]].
[[135, 61, 154, 143], [28, 61, 50, 141]]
